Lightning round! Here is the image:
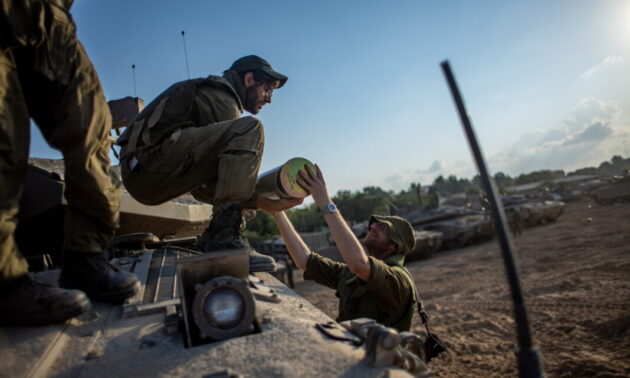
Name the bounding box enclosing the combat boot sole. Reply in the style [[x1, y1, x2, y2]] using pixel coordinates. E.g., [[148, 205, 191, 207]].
[[59, 273, 140, 304], [249, 261, 278, 273], [248, 250, 278, 273], [59, 252, 140, 304], [0, 276, 91, 326], [1, 295, 91, 326]]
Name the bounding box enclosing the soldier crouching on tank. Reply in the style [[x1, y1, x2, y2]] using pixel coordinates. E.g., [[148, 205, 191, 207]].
[[267, 166, 418, 331], [117, 56, 299, 273], [0, 0, 139, 326]]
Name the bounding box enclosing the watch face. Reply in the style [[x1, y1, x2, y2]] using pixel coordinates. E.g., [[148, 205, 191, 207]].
[[326, 203, 337, 213]]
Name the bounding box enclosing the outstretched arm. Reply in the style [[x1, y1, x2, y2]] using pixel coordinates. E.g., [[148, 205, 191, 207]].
[[297, 165, 371, 281], [268, 211, 311, 270], [257, 197, 309, 269]]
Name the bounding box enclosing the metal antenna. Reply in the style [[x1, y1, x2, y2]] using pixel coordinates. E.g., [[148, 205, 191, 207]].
[[440, 60, 544, 378], [131, 64, 137, 97], [181, 30, 190, 79], [623, 140, 629, 158]]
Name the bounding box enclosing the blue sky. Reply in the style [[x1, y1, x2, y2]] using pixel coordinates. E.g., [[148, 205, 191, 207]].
[[30, 0, 630, 196]]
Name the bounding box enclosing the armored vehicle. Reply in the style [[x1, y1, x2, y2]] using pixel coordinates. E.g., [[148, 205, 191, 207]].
[[589, 175, 630, 205], [4, 159, 434, 377], [2, 97, 435, 377]]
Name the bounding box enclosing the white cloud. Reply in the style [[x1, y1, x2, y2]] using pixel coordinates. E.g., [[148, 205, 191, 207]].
[[429, 160, 442, 172], [375, 96, 626, 191], [562, 122, 613, 146], [564, 97, 620, 132], [383, 159, 475, 192], [490, 96, 627, 175], [580, 55, 625, 78]]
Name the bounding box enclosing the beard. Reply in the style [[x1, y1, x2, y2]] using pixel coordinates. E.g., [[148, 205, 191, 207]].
[[362, 238, 392, 260], [243, 86, 262, 114]]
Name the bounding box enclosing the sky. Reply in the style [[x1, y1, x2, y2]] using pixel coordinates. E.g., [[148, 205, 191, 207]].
[[29, 0, 630, 197]]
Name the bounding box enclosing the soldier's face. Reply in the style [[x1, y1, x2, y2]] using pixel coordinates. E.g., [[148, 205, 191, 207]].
[[243, 77, 275, 114], [363, 222, 397, 259]]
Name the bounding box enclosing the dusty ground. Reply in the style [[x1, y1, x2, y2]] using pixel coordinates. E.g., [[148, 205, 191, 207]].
[[292, 198, 630, 377]]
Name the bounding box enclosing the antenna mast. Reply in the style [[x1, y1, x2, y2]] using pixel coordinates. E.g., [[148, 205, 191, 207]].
[[181, 30, 191, 79], [131, 64, 137, 97]]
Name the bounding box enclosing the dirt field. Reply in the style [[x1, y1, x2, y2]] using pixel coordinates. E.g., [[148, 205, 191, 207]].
[[292, 198, 630, 377]]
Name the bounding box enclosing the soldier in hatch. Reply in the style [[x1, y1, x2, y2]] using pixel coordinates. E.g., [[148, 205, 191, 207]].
[[266, 166, 418, 331], [0, 0, 139, 326], [427, 186, 439, 210], [118, 56, 299, 273]]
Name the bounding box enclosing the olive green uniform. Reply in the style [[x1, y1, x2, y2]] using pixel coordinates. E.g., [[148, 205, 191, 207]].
[[0, 0, 120, 282], [118, 71, 263, 209], [304, 252, 415, 332]]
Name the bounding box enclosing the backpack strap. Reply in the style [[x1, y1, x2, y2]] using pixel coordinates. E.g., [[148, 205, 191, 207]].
[[398, 267, 435, 336]]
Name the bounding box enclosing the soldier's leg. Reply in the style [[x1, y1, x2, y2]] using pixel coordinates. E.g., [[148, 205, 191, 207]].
[[16, 6, 137, 302], [122, 116, 275, 271], [0, 48, 90, 325], [187, 117, 274, 271], [0, 49, 30, 284], [122, 115, 263, 206]]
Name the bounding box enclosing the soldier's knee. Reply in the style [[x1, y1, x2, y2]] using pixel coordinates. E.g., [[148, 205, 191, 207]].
[[227, 116, 264, 154], [240, 116, 264, 138]]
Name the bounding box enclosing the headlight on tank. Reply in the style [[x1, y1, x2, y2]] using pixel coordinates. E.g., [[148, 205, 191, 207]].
[[192, 276, 255, 341]]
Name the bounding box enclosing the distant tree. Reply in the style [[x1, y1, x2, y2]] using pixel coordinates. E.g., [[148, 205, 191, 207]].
[[362, 186, 387, 196], [390, 186, 422, 213], [287, 203, 325, 232], [333, 186, 390, 224], [568, 167, 598, 176], [472, 174, 481, 188], [598, 161, 613, 175], [553, 180, 577, 193], [246, 211, 279, 238], [432, 174, 469, 195], [465, 186, 480, 196], [515, 170, 565, 185], [493, 172, 514, 189], [433, 175, 445, 191]]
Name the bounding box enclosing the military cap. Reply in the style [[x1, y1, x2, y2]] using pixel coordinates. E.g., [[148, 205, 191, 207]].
[[229, 55, 288, 88], [369, 215, 416, 256]]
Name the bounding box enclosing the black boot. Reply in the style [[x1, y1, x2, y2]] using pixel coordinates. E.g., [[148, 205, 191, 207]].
[[59, 251, 140, 303], [200, 205, 277, 273], [0, 274, 90, 326]]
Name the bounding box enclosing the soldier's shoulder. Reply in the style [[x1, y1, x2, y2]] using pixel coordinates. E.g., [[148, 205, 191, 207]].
[[202, 75, 234, 91], [199, 75, 241, 103], [391, 266, 415, 288]]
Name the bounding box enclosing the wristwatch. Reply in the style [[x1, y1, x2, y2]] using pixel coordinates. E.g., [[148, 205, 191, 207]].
[[322, 202, 337, 214]]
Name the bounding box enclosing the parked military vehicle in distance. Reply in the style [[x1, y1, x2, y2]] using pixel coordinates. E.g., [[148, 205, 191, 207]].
[[396, 197, 565, 259], [504, 200, 565, 227], [420, 214, 493, 250], [588, 174, 630, 205], [408, 230, 443, 261]]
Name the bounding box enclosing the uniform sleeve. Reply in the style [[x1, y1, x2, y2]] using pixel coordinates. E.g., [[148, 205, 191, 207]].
[[195, 83, 241, 125], [303, 252, 347, 290], [363, 257, 413, 312]]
